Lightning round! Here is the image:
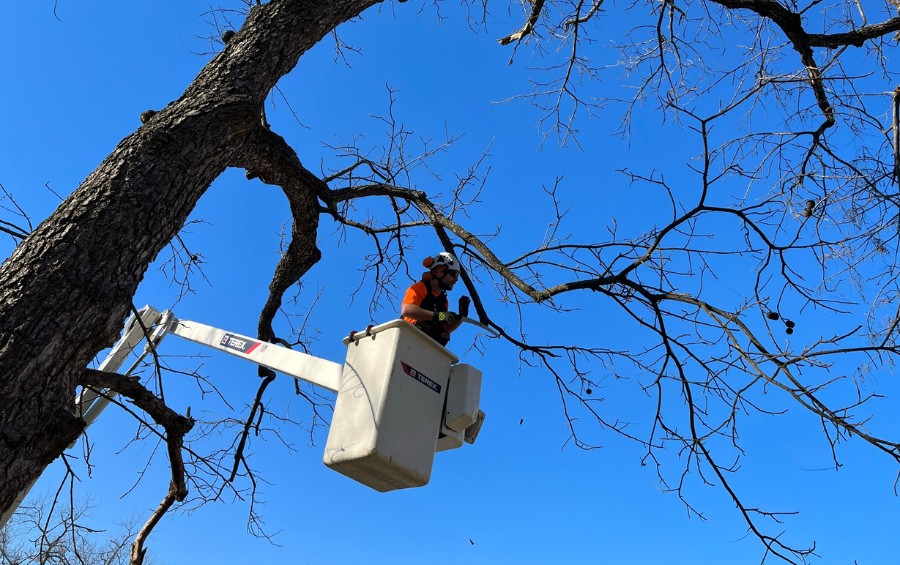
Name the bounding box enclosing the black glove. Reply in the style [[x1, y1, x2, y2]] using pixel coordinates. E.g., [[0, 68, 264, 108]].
[[433, 311, 457, 325], [458, 296, 470, 318]]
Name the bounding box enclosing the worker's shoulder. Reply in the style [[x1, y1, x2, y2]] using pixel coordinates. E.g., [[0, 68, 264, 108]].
[[407, 280, 428, 291], [403, 280, 428, 300]]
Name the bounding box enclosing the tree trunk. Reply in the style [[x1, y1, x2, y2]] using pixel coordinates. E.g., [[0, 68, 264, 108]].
[[0, 0, 379, 516]]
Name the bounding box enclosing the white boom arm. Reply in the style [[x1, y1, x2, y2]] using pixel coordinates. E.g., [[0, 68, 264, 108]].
[[165, 316, 342, 393]]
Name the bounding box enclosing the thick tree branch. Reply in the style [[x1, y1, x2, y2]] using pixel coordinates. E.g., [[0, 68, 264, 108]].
[[807, 17, 900, 48], [79, 370, 193, 442], [229, 126, 326, 342], [79, 369, 194, 565]]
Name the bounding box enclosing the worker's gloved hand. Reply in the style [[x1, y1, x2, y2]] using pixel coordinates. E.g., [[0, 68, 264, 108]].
[[458, 296, 470, 318], [433, 311, 457, 325]]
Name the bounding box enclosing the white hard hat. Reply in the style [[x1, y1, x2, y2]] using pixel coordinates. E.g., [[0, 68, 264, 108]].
[[425, 252, 460, 273]]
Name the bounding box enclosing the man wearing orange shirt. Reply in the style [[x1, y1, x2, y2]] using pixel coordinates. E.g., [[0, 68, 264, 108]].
[[401, 252, 470, 347]]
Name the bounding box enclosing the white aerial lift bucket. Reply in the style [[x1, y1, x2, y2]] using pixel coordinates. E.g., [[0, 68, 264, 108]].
[[324, 320, 482, 491]]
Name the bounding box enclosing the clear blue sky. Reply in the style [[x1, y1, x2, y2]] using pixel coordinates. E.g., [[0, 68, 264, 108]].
[[2, 1, 899, 564]]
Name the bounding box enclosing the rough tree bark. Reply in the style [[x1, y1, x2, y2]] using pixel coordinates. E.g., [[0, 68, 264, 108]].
[[0, 0, 379, 517]]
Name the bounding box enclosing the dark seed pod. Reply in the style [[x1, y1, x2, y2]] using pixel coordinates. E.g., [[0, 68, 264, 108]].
[[585, 388, 593, 395], [767, 312, 779, 320], [785, 320, 795, 328], [801, 199, 815, 218], [786, 327, 794, 335]]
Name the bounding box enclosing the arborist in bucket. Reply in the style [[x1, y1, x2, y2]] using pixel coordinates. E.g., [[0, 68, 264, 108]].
[[401, 252, 471, 346]]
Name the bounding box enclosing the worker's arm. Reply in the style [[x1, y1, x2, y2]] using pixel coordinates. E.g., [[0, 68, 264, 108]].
[[401, 303, 464, 333], [401, 303, 438, 322]]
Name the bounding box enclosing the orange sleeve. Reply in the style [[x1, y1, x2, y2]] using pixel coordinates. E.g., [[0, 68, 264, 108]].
[[402, 282, 428, 323]]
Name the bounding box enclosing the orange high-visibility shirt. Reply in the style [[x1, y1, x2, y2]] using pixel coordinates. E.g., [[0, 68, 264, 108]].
[[401, 281, 448, 323]]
